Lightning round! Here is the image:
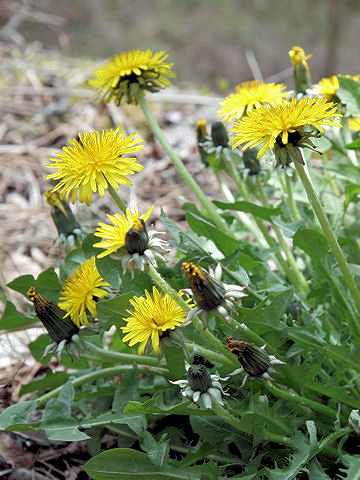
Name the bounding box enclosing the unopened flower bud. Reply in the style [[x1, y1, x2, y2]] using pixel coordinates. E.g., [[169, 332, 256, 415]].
[[226, 338, 270, 378], [289, 46, 312, 93], [27, 287, 79, 344], [45, 190, 81, 238], [187, 364, 212, 393], [182, 262, 225, 311], [211, 121, 229, 147], [125, 219, 149, 255], [243, 147, 261, 175], [195, 119, 210, 166]]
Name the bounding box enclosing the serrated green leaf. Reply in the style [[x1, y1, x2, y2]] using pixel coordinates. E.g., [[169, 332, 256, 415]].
[[97, 293, 135, 330], [293, 228, 328, 262], [20, 371, 69, 396], [7, 267, 61, 301], [271, 216, 305, 238], [164, 346, 185, 381], [0, 400, 37, 429], [338, 76, 360, 116], [83, 448, 201, 479], [345, 183, 360, 209], [237, 288, 293, 334], [339, 455, 360, 480], [186, 211, 238, 257], [112, 366, 139, 413], [124, 396, 210, 416], [213, 200, 281, 220], [346, 138, 360, 150], [0, 301, 37, 331], [266, 432, 310, 480]]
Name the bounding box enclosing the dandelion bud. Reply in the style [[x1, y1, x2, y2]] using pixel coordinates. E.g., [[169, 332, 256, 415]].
[[243, 148, 261, 175], [211, 121, 229, 147], [45, 190, 81, 239], [288, 46, 312, 93], [195, 119, 210, 166], [27, 287, 79, 344], [182, 262, 226, 311], [125, 219, 149, 255], [187, 364, 212, 393], [226, 338, 270, 377]]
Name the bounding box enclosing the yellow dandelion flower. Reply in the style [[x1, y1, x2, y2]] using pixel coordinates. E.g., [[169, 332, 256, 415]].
[[288, 46, 312, 69], [230, 97, 342, 166], [93, 206, 154, 258], [46, 127, 143, 206], [317, 74, 360, 102], [317, 75, 340, 101], [349, 116, 360, 131], [89, 49, 175, 105], [218, 80, 288, 123], [121, 286, 189, 355], [58, 257, 110, 327]]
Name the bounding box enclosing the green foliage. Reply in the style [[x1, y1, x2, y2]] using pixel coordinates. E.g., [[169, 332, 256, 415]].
[[3, 52, 360, 479]]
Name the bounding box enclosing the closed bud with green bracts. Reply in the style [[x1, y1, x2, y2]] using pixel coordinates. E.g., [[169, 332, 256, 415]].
[[195, 119, 210, 166], [182, 262, 226, 311], [45, 190, 82, 238], [211, 121, 229, 147], [125, 219, 149, 255], [187, 364, 212, 393], [27, 287, 79, 344], [243, 148, 261, 175], [226, 337, 285, 385]]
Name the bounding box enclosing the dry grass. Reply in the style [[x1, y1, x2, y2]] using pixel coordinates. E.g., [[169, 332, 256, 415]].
[[0, 41, 224, 367]]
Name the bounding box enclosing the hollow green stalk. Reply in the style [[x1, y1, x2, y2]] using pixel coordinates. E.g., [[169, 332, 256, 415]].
[[280, 172, 302, 221], [36, 365, 164, 407], [107, 184, 127, 213], [82, 340, 166, 367], [226, 164, 295, 279], [215, 170, 265, 244], [136, 92, 235, 237], [255, 175, 309, 295], [294, 156, 360, 334], [264, 382, 337, 418]]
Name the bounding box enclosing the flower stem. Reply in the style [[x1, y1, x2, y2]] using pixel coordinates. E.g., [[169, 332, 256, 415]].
[[282, 172, 302, 221], [210, 398, 292, 447], [255, 175, 309, 295], [264, 382, 337, 418], [136, 92, 235, 237], [294, 158, 360, 334], [215, 171, 265, 244], [36, 365, 164, 407], [82, 340, 166, 368], [107, 184, 127, 213]]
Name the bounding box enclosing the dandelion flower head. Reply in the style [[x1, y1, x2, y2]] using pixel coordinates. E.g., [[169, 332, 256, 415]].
[[218, 80, 288, 123], [89, 49, 175, 104], [58, 257, 110, 327], [47, 127, 143, 206], [230, 97, 342, 160], [121, 286, 189, 355], [93, 206, 154, 258]]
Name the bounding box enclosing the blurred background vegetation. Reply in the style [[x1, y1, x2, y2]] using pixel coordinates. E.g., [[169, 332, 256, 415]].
[[1, 0, 359, 92]]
